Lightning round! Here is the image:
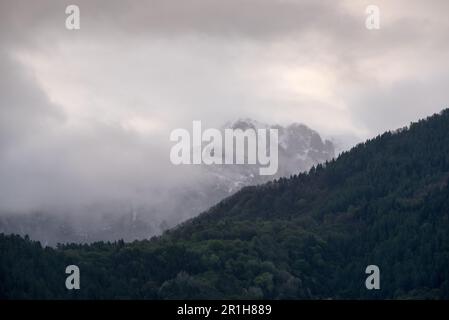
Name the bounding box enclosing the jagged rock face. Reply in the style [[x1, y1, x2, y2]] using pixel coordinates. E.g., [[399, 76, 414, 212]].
[[0, 119, 335, 245], [202, 119, 335, 193]]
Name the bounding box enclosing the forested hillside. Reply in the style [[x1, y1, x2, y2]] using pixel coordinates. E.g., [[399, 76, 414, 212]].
[[2, 110, 449, 299]]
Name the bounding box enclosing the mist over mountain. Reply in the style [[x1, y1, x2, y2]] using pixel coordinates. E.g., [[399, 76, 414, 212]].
[[202, 118, 334, 193], [0, 119, 335, 245]]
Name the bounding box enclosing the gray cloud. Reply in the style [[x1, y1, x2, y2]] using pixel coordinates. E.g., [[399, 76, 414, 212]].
[[0, 50, 63, 151], [348, 73, 449, 134], [0, 0, 353, 40], [1, 0, 449, 217]]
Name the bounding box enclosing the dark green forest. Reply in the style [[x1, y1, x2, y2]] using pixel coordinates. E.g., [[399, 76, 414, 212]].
[[2, 110, 449, 299]]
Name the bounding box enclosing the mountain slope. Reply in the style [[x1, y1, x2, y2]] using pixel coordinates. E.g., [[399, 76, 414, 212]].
[[1, 110, 449, 299]]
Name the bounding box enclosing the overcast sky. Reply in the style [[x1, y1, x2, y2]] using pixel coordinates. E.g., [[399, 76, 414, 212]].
[[1, 0, 449, 212]]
